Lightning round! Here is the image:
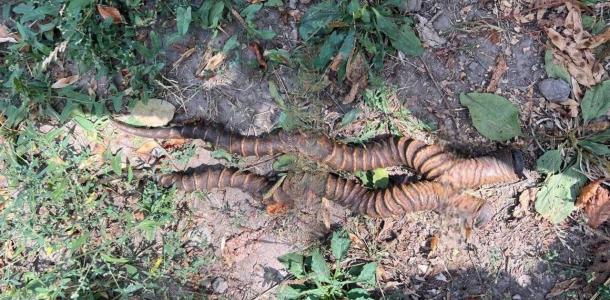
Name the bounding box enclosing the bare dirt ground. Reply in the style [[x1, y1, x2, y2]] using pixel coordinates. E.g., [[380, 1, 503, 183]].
[[106, 1, 609, 299]]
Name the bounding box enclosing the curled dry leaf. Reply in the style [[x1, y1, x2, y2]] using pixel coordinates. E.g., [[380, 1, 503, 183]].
[[514, 187, 538, 218], [576, 180, 610, 228], [196, 49, 227, 78], [0, 24, 19, 43], [581, 27, 610, 49], [51, 75, 80, 89], [97, 5, 123, 24], [485, 55, 508, 92], [344, 51, 368, 104], [266, 202, 288, 215], [248, 42, 267, 70], [136, 140, 161, 155], [546, 278, 580, 298], [162, 138, 187, 149]]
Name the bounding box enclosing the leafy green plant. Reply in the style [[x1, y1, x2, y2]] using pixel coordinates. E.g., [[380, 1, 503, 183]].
[[0, 123, 210, 299], [459, 92, 522, 142], [276, 230, 377, 300], [299, 0, 423, 79], [534, 80, 610, 224]]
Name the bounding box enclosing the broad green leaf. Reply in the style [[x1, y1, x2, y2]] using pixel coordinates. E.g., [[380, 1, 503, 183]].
[[241, 4, 262, 22], [276, 285, 303, 300], [273, 154, 297, 172], [347, 0, 361, 14], [73, 115, 96, 133], [581, 80, 610, 124], [101, 253, 129, 264], [13, 4, 56, 23], [340, 108, 360, 127], [459, 92, 521, 141], [252, 28, 276, 40], [536, 149, 563, 174], [535, 167, 587, 224], [331, 230, 351, 261], [347, 288, 372, 300], [124, 264, 138, 275], [197, 0, 213, 27], [373, 9, 423, 56], [544, 50, 570, 83], [111, 152, 122, 175], [222, 36, 239, 53], [337, 29, 357, 80], [68, 233, 89, 250], [356, 262, 377, 286], [176, 6, 192, 35], [355, 168, 389, 189], [278, 252, 305, 278], [314, 31, 346, 71], [268, 81, 285, 107], [310, 249, 331, 282], [587, 129, 610, 143], [266, 0, 284, 7], [579, 140, 610, 156], [209, 1, 225, 28], [299, 1, 342, 40]]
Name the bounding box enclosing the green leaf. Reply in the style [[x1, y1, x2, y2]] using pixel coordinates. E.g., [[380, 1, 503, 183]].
[[197, 0, 213, 27], [266, 0, 284, 7], [299, 1, 342, 40], [581, 80, 610, 124], [587, 129, 610, 143], [276, 285, 304, 300], [125, 264, 138, 275], [209, 1, 225, 28], [278, 252, 305, 278], [536, 149, 563, 174], [340, 108, 360, 127], [314, 31, 346, 71], [268, 81, 285, 107], [331, 230, 351, 261], [68, 233, 89, 250], [73, 115, 96, 133], [346, 288, 372, 300], [544, 50, 570, 83], [373, 9, 423, 56], [101, 253, 129, 264], [310, 249, 331, 282], [579, 140, 610, 156], [176, 6, 192, 35], [371, 168, 389, 189], [111, 152, 122, 175], [356, 262, 377, 286], [535, 167, 587, 224], [273, 154, 297, 172], [252, 28, 276, 40], [241, 4, 262, 22], [222, 35, 239, 53], [459, 92, 521, 141]]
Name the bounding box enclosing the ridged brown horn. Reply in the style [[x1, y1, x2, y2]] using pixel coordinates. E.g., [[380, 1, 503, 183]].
[[113, 120, 523, 188]]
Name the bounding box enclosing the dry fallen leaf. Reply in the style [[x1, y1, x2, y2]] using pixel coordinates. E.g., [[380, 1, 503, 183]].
[[321, 197, 331, 230], [249, 42, 267, 70], [266, 202, 288, 215], [0, 24, 19, 43], [546, 278, 580, 298], [51, 75, 80, 89], [97, 5, 123, 24], [136, 140, 161, 155], [162, 138, 188, 149], [485, 55, 508, 92], [343, 51, 367, 104], [582, 27, 610, 49], [576, 180, 610, 228], [115, 98, 176, 127]]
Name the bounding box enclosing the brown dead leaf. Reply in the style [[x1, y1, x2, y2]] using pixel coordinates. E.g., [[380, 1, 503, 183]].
[[485, 55, 508, 92], [134, 211, 145, 221], [136, 140, 161, 155], [576, 180, 610, 228], [429, 235, 439, 253], [249, 42, 267, 70], [488, 30, 502, 44], [97, 5, 123, 24], [344, 76, 367, 104], [321, 197, 331, 230], [582, 28, 610, 49], [51, 75, 80, 89], [346, 51, 366, 83], [162, 138, 187, 149], [266, 202, 288, 215], [546, 278, 580, 298], [0, 24, 19, 43], [587, 240, 610, 291]]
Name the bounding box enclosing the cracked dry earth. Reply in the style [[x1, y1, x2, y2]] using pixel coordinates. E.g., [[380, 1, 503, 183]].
[[108, 0, 610, 299]]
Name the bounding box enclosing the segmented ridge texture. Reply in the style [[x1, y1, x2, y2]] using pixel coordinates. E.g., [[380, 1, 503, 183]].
[[115, 121, 519, 188], [322, 175, 486, 218], [158, 168, 270, 196]]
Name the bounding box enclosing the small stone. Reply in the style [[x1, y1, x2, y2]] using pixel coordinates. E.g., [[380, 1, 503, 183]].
[[401, 0, 422, 12], [539, 78, 571, 102], [433, 13, 452, 32], [212, 277, 229, 294]]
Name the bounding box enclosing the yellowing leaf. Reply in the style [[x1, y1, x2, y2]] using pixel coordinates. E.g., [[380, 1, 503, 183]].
[[115, 99, 175, 127], [51, 75, 80, 89]]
